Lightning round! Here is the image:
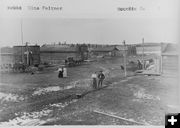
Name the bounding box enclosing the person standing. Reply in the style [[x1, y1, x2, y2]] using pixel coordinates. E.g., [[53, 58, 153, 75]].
[[97, 71, 105, 88], [91, 72, 97, 89], [63, 67, 67, 77], [61, 67, 64, 77], [137, 60, 142, 70], [58, 67, 63, 78]]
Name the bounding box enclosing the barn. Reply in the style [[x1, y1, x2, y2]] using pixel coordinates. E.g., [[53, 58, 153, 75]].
[[161, 43, 179, 77]]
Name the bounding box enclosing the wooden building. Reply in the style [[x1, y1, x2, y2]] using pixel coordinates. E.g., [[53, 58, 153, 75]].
[[161, 43, 179, 77], [0, 47, 14, 72], [40, 44, 88, 64], [89, 46, 121, 57], [13, 45, 40, 66]]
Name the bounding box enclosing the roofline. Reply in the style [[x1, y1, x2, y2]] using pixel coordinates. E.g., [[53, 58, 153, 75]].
[[40, 51, 77, 53], [162, 53, 178, 56], [13, 45, 40, 47], [0, 53, 14, 55]]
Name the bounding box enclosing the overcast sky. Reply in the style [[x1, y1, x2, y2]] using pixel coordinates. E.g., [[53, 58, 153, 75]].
[[0, 17, 179, 47], [0, 0, 179, 47]]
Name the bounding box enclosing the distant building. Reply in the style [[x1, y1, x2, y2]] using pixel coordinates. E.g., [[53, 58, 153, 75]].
[[40, 44, 88, 64], [127, 45, 137, 56], [161, 43, 179, 77], [136, 43, 161, 55], [116, 45, 136, 56], [0, 47, 14, 72], [89, 46, 121, 57], [13, 45, 40, 66]]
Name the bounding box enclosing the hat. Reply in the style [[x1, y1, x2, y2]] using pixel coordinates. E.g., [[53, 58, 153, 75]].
[[58, 68, 62, 71]]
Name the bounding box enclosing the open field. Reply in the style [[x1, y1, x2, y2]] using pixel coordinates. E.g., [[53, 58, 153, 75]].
[[0, 56, 178, 125]]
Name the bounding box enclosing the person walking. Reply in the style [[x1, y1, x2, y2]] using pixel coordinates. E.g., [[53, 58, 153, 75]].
[[91, 72, 97, 89], [97, 71, 105, 88]]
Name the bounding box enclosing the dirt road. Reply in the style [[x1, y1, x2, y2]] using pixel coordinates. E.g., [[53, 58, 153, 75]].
[[0, 57, 178, 125]]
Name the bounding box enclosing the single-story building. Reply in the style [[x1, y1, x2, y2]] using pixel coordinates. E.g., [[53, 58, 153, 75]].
[[40, 46, 77, 64], [40, 44, 88, 64], [0, 47, 14, 72], [0, 45, 40, 72], [89, 46, 122, 57], [161, 43, 179, 77]]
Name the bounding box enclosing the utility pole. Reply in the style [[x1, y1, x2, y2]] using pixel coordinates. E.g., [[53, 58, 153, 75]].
[[20, 19, 24, 63], [142, 38, 144, 70], [25, 42, 31, 66], [123, 40, 127, 77]]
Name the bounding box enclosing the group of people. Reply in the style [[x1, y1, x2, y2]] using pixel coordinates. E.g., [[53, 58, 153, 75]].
[[137, 59, 153, 70], [58, 67, 67, 78], [91, 71, 105, 89], [58, 67, 105, 89]]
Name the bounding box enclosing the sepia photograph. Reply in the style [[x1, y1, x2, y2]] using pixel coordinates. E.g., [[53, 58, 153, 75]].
[[0, 0, 179, 127]]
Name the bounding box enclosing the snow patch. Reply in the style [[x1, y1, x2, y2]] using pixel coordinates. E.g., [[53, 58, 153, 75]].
[[121, 79, 128, 82], [71, 79, 91, 88], [32, 78, 93, 96], [167, 105, 178, 109], [0, 99, 78, 126], [49, 99, 78, 108], [32, 85, 75, 96], [110, 82, 118, 85], [134, 89, 160, 101], [0, 108, 52, 126], [0, 92, 24, 102]]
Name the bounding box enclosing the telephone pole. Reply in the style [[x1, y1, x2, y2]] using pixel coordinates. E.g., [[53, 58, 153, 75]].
[[25, 42, 31, 66], [142, 38, 144, 70], [20, 19, 24, 63], [123, 40, 127, 77]]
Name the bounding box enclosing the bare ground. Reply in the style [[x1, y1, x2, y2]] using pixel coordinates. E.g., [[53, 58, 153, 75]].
[[0, 57, 178, 126]]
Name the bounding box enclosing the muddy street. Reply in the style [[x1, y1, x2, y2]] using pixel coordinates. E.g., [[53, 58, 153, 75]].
[[0, 57, 178, 125]]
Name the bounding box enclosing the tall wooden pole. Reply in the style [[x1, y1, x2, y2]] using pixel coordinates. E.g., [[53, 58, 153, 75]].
[[123, 40, 127, 77], [20, 19, 24, 63], [160, 42, 163, 74], [26, 42, 29, 66], [142, 38, 144, 70]]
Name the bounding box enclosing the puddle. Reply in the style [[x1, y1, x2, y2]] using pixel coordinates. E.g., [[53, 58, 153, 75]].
[[0, 92, 24, 103]]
